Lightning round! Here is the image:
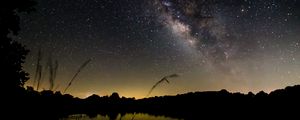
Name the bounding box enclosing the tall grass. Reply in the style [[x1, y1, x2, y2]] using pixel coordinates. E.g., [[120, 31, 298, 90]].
[[34, 49, 43, 91], [146, 74, 179, 97], [48, 56, 58, 91], [128, 74, 180, 120], [63, 59, 91, 93]]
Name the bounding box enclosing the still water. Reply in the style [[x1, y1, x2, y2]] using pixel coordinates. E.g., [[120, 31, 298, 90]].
[[60, 113, 181, 120]]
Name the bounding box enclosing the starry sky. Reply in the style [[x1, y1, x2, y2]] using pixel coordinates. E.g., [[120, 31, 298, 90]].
[[17, 0, 300, 98]]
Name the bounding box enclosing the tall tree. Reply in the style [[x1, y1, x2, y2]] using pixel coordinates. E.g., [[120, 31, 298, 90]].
[[0, 0, 36, 94]]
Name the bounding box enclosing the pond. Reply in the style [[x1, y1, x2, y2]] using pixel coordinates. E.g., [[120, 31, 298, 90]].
[[60, 113, 181, 120]]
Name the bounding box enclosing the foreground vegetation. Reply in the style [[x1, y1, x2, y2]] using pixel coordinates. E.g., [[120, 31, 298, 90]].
[[9, 85, 300, 119]]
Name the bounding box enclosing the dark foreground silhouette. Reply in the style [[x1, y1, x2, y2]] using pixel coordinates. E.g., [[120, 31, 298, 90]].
[[1, 1, 300, 119], [8, 85, 300, 120]]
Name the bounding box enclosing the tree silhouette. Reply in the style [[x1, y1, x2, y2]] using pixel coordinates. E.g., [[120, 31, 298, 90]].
[[0, 0, 36, 94], [110, 92, 120, 99]]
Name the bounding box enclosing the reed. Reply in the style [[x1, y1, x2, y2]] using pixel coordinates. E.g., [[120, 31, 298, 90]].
[[146, 74, 179, 97], [130, 74, 179, 120], [34, 49, 43, 91], [48, 56, 58, 91], [63, 59, 91, 93]]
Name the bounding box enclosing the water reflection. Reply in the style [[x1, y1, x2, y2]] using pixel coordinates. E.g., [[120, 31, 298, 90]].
[[60, 113, 181, 120]]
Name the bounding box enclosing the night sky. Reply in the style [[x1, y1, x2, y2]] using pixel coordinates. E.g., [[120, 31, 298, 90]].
[[17, 0, 300, 98]]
